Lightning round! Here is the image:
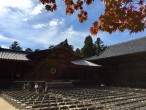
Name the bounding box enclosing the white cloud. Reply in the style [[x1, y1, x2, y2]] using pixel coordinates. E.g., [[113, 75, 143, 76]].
[[32, 23, 48, 29], [0, 0, 33, 9], [49, 19, 64, 27], [32, 18, 65, 29], [60, 27, 87, 48], [23, 18, 28, 21], [0, 0, 106, 50], [62, 27, 75, 36], [1, 44, 8, 48], [0, 0, 44, 19], [0, 0, 35, 23], [31, 4, 44, 15], [0, 7, 10, 17], [0, 0, 33, 12], [28, 21, 87, 49], [0, 0, 88, 49]]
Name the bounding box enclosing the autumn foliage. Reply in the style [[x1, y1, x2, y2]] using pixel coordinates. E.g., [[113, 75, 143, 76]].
[[40, 0, 146, 35]]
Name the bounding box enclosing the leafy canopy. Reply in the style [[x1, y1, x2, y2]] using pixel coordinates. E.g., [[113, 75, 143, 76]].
[[40, 0, 146, 35]]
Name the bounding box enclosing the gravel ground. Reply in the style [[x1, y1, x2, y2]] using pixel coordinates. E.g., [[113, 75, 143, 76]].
[[0, 98, 18, 110]]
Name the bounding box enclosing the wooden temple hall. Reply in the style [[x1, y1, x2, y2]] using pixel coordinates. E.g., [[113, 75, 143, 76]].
[[0, 40, 99, 88], [86, 36, 146, 88], [1, 36, 146, 88]]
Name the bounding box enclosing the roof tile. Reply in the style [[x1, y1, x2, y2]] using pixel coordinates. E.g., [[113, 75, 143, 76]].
[[87, 36, 146, 60], [0, 48, 30, 61]]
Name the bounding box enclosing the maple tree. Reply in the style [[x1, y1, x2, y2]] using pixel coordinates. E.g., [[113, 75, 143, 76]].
[[40, 0, 146, 35]]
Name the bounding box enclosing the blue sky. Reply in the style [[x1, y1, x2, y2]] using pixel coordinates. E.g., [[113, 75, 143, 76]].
[[0, 0, 146, 51]]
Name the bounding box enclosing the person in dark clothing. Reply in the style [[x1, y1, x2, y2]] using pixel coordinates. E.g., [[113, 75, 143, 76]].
[[38, 84, 43, 94], [26, 82, 31, 91], [44, 82, 49, 94]]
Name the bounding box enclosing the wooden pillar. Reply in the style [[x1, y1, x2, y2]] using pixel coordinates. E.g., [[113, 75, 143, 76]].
[[86, 69, 88, 80], [78, 68, 80, 81], [93, 71, 95, 81]]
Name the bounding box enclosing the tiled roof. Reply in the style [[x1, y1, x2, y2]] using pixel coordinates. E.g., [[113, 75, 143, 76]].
[[87, 36, 146, 61], [38, 39, 75, 53], [71, 60, 101, 66], [0, 48, 30, 61], [27, 39, 80, 60]]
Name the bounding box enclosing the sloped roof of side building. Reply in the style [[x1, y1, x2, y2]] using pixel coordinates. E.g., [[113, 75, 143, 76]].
[[86, 36, 146, 61], [0, 48, 30, 61]]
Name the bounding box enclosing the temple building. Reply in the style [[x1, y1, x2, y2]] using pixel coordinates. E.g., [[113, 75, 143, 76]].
[[0, 40, 99, 88], [86, 36, 146, 88], [1, 36, 146, 88]]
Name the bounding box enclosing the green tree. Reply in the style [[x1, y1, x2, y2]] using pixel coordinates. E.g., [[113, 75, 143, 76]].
[[75, 48, 81, 56], [94, 37, 107, 55], [48, 45, 54, 49], [69, 45, 74, 50], [9, 41, 22, 51], [34, 49, 40, 52], [81, 35, 96, 57], [25, 48, 33, 52]]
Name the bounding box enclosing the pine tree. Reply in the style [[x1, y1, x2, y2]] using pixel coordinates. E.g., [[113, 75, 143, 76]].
[[75, 48, 81, 56], [9, 41, 22, 51], [94, 37, 107, 55], [48, 45, 54, 49], [25, 48, 33, 52], [81, 35, 96, 57]]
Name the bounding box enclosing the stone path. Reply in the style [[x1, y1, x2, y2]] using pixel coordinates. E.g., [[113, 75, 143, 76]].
[[0, 97, 18, 110]]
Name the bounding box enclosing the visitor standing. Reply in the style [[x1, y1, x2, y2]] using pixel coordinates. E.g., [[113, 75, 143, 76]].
[[44, 82, 49, 94], [34, 83, 38, 93], [26, 82, 31, 91], [38, 84, 43, 94], [22, 83, 26, 90]]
